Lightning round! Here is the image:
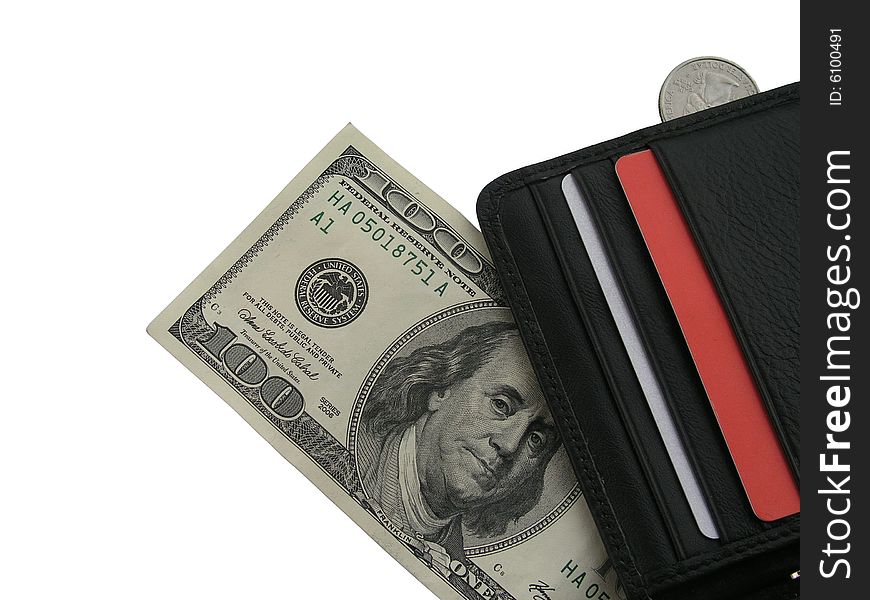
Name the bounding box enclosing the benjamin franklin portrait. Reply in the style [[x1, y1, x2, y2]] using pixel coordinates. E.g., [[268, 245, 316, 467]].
[[356, 318, 562, 560]]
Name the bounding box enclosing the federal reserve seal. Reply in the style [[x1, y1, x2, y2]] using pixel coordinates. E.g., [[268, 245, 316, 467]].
[[295, 258, 369, 328]]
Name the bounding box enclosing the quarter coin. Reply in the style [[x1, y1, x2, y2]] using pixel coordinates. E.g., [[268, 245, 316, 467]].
[[659, 57, 759, 121]]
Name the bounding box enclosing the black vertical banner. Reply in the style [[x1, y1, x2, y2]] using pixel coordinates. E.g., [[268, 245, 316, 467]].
[[801, 4, 867, 599]]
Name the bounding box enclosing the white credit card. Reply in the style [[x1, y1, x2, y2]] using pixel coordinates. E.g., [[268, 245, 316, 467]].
[[561, 173, 719, 540]]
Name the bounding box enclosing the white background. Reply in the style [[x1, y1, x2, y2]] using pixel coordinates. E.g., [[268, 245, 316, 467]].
[[1, 2, 798, 598]]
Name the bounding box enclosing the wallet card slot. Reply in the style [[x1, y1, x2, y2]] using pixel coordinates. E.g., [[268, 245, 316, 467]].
[[648, 114, 800, 478], [528, 176, 724, 560], [563, 161, 770, 544], [561, 172, 721, 540], [497, 180, 679, 574]]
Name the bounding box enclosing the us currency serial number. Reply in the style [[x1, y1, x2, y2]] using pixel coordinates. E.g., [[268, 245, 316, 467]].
[[310, 189, 449, 297]]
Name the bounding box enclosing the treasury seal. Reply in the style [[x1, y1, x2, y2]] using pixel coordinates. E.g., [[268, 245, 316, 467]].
[[295, 258, 369, 328]]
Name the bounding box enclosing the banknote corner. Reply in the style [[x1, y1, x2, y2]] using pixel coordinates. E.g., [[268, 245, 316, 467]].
[[145, 314, 167, 342]]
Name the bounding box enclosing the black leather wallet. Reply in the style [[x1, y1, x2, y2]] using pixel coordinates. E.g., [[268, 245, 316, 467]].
[[477, 84, 800, 600]]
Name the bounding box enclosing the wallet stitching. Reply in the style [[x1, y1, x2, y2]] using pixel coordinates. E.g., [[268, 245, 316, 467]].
[[476, 85, 799, 595], [646, 520, 799, 586]]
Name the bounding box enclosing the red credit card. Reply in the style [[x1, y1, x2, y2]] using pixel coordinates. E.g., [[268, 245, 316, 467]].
[[615, 149, 799, 522]]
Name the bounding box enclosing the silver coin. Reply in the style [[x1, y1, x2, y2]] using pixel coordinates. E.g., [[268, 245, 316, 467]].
[[658, 57, 759, 121]]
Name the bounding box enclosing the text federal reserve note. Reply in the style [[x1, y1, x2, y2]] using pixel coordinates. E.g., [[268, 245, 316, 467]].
[[148, 125, 621, 600]]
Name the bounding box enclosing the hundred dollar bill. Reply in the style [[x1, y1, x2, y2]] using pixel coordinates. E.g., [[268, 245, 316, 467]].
[[148, 125, 621, 600]]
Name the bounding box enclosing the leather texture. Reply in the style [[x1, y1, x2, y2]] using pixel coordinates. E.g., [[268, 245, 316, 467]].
[[650, 106, 801, 476], [477, 84, 800, 600]]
